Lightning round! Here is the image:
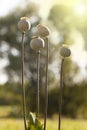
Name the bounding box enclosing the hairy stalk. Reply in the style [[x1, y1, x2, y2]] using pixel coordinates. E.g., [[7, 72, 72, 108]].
[[44, 37, 49, 130], [58, 58, 65, 130], [36, 51, 40, 118], [21, 32, 27, 130]]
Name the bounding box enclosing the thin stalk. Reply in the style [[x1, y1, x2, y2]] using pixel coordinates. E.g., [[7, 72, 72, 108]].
[[44, 37, 49, 130], [58, 58, 65, 130], [36, 51, 40, 118], [21, 32, 27, 130]]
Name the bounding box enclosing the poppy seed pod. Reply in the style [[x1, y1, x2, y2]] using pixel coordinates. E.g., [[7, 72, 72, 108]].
[[59, 45, 71, 57], [30, 37, 45, 52], [18, 17, 31, 33], [37, 24, 50, 37]]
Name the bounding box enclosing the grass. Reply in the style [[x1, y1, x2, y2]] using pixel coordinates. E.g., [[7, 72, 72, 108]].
[[0, 118, 23, 130], [0, 106, 87, 130], [0, 106, 12, 117], [47, 118, 87, 130], [0, 117, 87, 130]]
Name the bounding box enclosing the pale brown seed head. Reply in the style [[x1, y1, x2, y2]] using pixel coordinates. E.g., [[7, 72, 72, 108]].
[[59, 45, 71, 58], [18, 17, 31, 33], [37, 24, 50, 37], [30, 37, 45, 52]]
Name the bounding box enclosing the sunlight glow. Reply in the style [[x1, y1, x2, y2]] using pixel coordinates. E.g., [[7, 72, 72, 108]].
[[74, 3, 86, 15]]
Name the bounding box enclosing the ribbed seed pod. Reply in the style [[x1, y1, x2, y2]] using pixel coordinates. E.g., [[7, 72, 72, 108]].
[[59, 45, 71, 57], [37, 24, 50, 37], [30, 37, 45, 52], [18, 17, 31, 33]]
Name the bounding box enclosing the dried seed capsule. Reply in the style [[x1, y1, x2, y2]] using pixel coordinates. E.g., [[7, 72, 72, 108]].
[[59, 45, 71, 57], [30, 37, 45, 52], [18, 17, 31, 33], [37, 24, 50, 37]]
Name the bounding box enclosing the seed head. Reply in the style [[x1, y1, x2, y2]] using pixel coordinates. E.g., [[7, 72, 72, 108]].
[[59, 45, 71, 58], [30, 37, 45, 52], [18, 17, 31, 33], [37, 24, 50, 37]]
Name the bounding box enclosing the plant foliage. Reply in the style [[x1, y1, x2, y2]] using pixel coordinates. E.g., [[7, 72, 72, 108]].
[[27, 112, 44, 130]]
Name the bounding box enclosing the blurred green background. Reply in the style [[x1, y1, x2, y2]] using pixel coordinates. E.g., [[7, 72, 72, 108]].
[[0, 0, 87, 130]]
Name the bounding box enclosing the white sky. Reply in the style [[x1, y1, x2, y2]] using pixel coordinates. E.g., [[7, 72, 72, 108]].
[[0, 0, 58, 18], [0, 0, 20, 16], [0, 0, 87, 84]]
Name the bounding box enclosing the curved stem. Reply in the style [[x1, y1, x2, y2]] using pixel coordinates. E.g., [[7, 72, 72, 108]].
[[36, 51, 40, 118], [21, 32, 27, 130], [58, 58, 65, 130], [44, 37, 49, 130]]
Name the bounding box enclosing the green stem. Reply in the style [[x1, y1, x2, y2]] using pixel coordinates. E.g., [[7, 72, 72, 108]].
[[44, 37, 49, 130], [21, 32, 27, 130], [36, 51, 40, 118], [58, 58, 65, 130]]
